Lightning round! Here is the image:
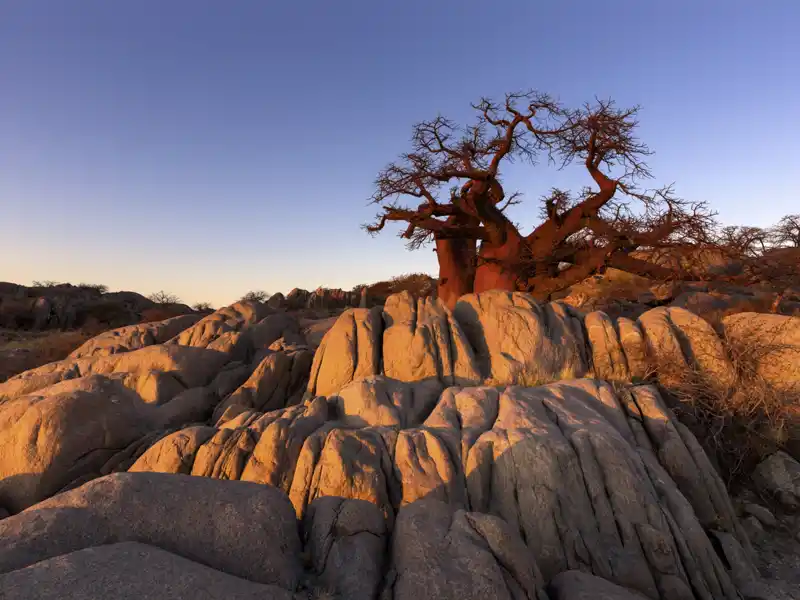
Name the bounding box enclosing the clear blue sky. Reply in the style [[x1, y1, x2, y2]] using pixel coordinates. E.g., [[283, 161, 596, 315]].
[[1, 1, 797, 307]]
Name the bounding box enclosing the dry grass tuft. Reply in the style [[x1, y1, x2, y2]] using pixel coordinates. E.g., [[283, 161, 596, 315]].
[[650, 319, 800, 485]]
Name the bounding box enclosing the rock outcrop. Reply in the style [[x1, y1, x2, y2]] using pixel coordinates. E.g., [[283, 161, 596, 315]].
[[306, 287, 361, 311], [286, 288, 311, 310], [0, 472, 556, 599], [1, 290, 798, 598], [123, 378, 747, 599], [285, 286, 379, 312], [0, 282, 194, 331], [267, 292, 286, 309], [305, 291, 760, 397]]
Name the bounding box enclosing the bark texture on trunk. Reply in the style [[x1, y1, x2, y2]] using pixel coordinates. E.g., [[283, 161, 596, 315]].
[[473, 232, 524, 294], [435, 237, 476, 311]]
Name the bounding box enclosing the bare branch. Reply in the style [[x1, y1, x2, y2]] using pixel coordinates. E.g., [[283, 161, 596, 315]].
[[498, 191, 523, 213]]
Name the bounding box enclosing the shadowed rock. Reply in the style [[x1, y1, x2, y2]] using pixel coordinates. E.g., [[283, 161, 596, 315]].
[[549, 570, 651, 600], [0, 542, 294, 600], [0, 473, 302, 588], [387, 498, 548, 600]]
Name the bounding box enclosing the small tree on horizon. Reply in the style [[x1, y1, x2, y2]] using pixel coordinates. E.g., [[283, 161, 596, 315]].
[[32, 280, 61, 288], [770, 214, 800, 248], [147, 290, 182, 305], [240, 290, 270, 303], [77, 282, 109, 294], [713, 214, 800, 291]]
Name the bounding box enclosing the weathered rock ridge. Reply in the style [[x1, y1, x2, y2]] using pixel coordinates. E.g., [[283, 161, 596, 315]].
[[1, 291, 798, 599]]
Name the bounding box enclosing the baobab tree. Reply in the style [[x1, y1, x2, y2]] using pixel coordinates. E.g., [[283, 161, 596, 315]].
[[771, 214, 800, 248], [367, 91, 570, 306], [716, 225, 771, 258], [366, 90, 716, 308], [712, 215, 800, 291]]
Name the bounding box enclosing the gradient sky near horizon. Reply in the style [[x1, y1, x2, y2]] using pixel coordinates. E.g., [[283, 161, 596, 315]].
[[1, 1, 797, 307]]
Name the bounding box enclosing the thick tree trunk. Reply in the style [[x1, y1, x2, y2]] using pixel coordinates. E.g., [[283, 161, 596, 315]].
[[473, 226, 526, 294], [435, 237, 476, 310], [457, 180, 526, 294]]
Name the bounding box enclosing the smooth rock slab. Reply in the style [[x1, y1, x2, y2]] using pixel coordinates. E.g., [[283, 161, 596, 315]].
[[0, 542, 293, 600], [0, 472, 302, 589], [549, 570, 651, 600]]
